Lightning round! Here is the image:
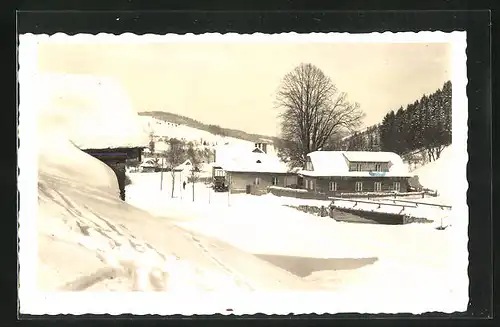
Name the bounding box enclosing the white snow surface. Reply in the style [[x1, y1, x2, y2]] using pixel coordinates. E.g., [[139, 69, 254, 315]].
[[299, 151, 411, 177], [223, 152, 290, 173], [36, 73, 149, 150], [31, 73, 318, 295], [126, 172, 468, 312], [412, 146, 455, 204]]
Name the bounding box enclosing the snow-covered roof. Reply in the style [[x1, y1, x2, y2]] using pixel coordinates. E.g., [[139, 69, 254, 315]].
[[214, 144, 290, 174], [36, 73, 149, 150], [140, 158, 159, 168], [224, 156, 290, 174], [258, 138, 273, 143], [341, 151, 395, 163], [174, 159, 193, 171], [298, 151, 410, 177]]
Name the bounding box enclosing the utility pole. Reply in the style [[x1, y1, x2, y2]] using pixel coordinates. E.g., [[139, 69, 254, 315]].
[[227, 174, 231, 207], [191, 170, 195, 202], [180, 170, 183, 200], [208, 183, 211, 204], [159, 156, 164, 191]]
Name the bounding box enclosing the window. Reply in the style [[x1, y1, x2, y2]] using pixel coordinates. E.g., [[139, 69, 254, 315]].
[[255, 177, 260, 185], [309, 180, 314, 190], [272, 176, 278, 186], [375, 164, 381, 172], [374, 182, 382, 192], [356, 163, 362, 171], [329, 181, 338, 192], [393, 182, 401, 192], [305, 179, 309, 189], [306, 161, 313, 170], [355, 181, 363, 192]]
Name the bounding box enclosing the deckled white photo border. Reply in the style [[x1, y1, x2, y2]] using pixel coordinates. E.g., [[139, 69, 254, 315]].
[[18, 31, 468, 315]]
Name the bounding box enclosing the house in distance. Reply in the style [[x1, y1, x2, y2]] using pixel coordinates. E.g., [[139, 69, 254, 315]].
[[212, 143, 296, 195], [297, 151, 411, 195]]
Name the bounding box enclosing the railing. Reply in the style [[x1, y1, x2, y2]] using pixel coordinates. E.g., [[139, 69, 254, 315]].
[[329, 197, 418, 210], [385, 198, 452, 210]]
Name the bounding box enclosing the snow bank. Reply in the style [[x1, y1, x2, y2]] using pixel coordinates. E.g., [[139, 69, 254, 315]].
[[36, 73, 148, 149], [122, 158, 468, 312], [30, 75, 314, 295], [413, 146, 454, 203]]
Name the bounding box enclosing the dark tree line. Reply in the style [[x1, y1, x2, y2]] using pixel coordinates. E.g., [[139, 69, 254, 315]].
[[343, 125, 381, 152], [342, 81, 451, 161]]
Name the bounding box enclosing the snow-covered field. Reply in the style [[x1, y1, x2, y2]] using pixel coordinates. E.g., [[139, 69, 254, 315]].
[[126, 170, 468, 312]]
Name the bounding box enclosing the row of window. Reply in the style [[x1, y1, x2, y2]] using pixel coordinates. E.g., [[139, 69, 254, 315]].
[[256, 177, 401, 192], [351, 163, 383, 172], [254, 177, 279, 186], [306, 180, 401, 192], [352, 181, 401, 192]]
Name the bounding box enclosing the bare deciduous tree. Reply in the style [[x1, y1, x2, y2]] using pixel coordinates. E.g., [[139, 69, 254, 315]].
[[165, 138, 185, 198], [276, 63, 365, 167]]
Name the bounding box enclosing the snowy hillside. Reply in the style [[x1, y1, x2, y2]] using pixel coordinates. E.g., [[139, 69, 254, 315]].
[[412, 145, 454, 203], [139, 115, 278, 157]]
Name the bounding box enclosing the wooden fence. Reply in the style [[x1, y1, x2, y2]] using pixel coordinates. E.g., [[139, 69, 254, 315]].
[[268, 186, 435, 201], [268, 187, 329, 200]]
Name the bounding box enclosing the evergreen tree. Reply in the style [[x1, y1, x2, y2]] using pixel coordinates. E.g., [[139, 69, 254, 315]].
[[394, 106, 408, 154], [343, 80, 451, 157], [442, 81, 452, 146]]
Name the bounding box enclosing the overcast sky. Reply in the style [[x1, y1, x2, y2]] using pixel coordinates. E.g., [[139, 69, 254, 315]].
[[37, 41, 451, 137]]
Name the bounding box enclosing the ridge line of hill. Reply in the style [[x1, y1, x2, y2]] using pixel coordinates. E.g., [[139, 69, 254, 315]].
[[138, 111, 282, 145]]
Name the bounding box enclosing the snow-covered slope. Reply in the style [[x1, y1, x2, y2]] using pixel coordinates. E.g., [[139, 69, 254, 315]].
[[27, 72, 317, 296], [37, 74, 149, 149], [140, 115, 278, 156], [412, 146, 454, 203]]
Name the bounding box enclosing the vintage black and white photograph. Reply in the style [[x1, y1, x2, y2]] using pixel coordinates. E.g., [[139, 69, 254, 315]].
[[18, 32, 468, 315]]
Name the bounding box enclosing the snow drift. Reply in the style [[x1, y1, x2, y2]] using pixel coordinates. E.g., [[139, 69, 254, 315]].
[[36, 73, 149, 149], [32, 73, 316, 293], [412, 146, 454, 203]]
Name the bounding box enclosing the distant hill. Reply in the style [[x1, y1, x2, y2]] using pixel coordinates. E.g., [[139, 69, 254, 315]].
[[138, 111, 282, 144]]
